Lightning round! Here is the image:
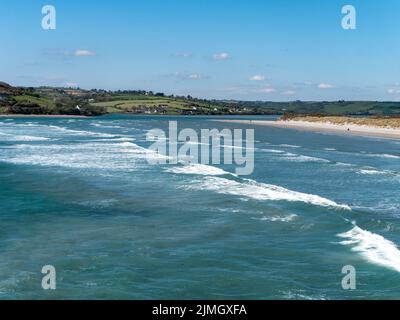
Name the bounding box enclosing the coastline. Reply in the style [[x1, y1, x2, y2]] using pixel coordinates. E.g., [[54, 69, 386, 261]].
[[0, 114, 88, 119], [216, 119, 400, 140], [2, 114, 400, 139]]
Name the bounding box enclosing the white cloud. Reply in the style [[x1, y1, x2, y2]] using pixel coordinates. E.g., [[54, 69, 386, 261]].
[[249, 75, 266, 81], [74, 49, 96, 57], [187, 73, 201, 80], [387, 88, 400, 94], [282, 90, 296, 96], [173, 72, 204, 81], [212, 52, 231, 61], [256, 87, 276, 93], [64, 82, 79, 88], [318, 83, 334, 89]]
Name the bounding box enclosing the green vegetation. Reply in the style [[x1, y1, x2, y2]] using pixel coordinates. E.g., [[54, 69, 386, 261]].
[[234, 100, 400, 116], [0, 83, 106, 116], [1, 81, 400, 117], [90, 97, 225, 115]]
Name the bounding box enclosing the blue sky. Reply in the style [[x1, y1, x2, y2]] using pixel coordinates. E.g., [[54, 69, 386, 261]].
[[1, 0, 400, 101]]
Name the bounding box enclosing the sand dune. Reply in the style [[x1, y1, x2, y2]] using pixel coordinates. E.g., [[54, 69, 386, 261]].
[[217, 118, 400, 139]]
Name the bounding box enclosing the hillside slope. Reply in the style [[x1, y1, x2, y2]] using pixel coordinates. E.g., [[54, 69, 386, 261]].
[[1, 82, 400, 116]]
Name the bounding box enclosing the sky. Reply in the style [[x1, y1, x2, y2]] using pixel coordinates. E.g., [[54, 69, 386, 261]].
[[1, 0, 400, 101]]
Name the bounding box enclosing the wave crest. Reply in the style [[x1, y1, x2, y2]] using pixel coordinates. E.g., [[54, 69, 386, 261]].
[[338, 226, 400, 273]]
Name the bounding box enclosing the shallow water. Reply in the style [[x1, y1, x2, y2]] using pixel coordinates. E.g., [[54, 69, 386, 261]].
[[0, 115, 399, 299]]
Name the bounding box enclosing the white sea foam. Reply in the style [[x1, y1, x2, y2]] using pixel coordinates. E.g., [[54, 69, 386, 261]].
[[1, 122, 40, 127], [281, 153, 330, 163], [338, 226, 400, 273], [1, 122, 118, 139], [0, 133, 51, 142], [260, 149, 330, 163], [358, 168, 388, 175], [47, 125, 117, 138], [223, 145, 256, 151], [217, 208, 242, 213], [10, 135, 51, 142], [352, 201, 400, 214], [380, 154, 400, 159], [256, 214, 297, 222], [279, 144, 301, 148], [364, 152, 400, 160], [90, 123, 123, 129], [260, 149, 286, 154], [335, 162, 354, 167], [1, 140, 165, 170], [282, 291, 327, 300], [189, 176, 350, 210], [91, 137, 136, 142], [166, 164, 233, 176]]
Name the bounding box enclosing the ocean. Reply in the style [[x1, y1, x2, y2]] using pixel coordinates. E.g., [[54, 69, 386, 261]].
[[0, 115, 399, 299]]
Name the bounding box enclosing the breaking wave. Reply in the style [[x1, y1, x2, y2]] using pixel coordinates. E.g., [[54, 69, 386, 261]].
[[183, 175, 350, 210], [165, 163, 233, 176], [338, 226, 400, 273]]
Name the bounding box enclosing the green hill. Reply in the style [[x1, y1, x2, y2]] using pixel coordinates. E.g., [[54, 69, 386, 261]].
[[1, 82, 400, 117]]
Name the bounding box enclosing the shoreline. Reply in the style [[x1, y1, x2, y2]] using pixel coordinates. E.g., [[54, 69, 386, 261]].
[[0, 114, 88, 119], [216, 120, 400, 140]]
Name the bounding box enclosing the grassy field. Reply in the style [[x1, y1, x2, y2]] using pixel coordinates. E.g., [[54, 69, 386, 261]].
[[13, 94, 56, 107], [90, 96, 220, 114]]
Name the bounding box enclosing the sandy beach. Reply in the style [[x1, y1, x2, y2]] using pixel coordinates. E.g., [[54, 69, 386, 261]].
[[217, 120, 400, 140]]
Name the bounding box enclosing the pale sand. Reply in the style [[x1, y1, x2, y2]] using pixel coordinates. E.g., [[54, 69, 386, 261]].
[[216, 120, 400, 140]]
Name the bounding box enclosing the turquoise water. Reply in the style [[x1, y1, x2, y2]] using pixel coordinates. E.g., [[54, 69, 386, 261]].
[[0, 115, 399, 300]]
